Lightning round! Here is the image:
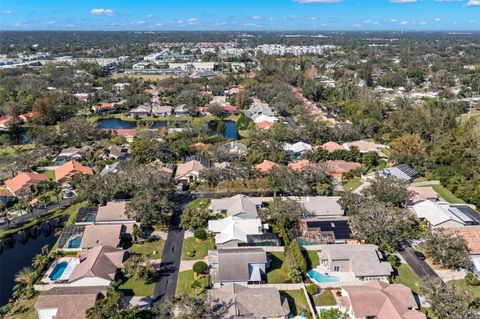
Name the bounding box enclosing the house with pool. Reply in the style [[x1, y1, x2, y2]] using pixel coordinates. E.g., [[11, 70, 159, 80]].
[[40, 245, 125, 288], [308, 244, 393, 284]]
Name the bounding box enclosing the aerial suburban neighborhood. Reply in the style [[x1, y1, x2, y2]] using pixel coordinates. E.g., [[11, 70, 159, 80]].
[[1, 1, 480, 319]]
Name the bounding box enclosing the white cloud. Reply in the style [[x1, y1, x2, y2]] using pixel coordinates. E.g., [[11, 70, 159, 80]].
[[252, 15, 261, 19], [419, 21, 427, 25], [1, 10, 12, 14], [390, 0, 417, 3], [156, 23, 163, 26], [187, 18, 197, 25], [361, 19, 372, 23], [390, 18, 398, 22], [90, 8, 114, 16], [293, 0, 342, 3], [46, 20, 56, 24], [434, 17, 441, 22], [466, 0, 480, 5], [176, 20, 184, 24], [399, 20, 408, 25]]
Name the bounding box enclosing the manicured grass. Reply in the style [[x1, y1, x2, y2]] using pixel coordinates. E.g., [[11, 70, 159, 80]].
[[280, 290, 310, 317], [266, 252, 289, 283], [393, 263, 421, 295], [118, 276, 155, 296], [342, 177, 362, 192], [313, 290, 337, 307], [176, 270, 210, 298], [65, 202, 89, 225], [130, 239, 165, 259], [40, 170, 55, 180], [0, 202, 86, 239], [181, 237, 215, 261], [448, 279, 480, 298], [305, 250, 320, 269], [418, 184, 464, 204], [186, 198, 210, 209]]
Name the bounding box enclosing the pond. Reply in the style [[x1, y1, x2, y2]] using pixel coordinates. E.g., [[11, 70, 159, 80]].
[[224, 120, 238, 140], [0, 222, 61, 305]]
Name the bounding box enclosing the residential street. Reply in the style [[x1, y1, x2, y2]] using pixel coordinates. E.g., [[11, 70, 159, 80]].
[[399, 244, 440, 280], [152, 193, 191, 305], [0, 198, 72, 231]]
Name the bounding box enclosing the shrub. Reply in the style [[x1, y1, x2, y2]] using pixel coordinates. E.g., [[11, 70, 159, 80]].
[[335, 290, 342, 297], [192, 261, 208, 274], [465, 273, 480, 286], [387, 255, 400, 269], [194, 228, 207, 240], [289, 240, 308, 273], [306, 284, 319, 296]]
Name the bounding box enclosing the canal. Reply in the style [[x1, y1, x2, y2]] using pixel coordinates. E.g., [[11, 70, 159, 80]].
[[0, 222, 61, 305]]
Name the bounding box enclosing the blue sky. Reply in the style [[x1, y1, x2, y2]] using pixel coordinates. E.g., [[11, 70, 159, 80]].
[[1, 0, 480, 31]]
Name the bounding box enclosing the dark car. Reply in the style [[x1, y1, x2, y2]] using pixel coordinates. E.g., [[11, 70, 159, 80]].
[[414, 251, 426, 260]]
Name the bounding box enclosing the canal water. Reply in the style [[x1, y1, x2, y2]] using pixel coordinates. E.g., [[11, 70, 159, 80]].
[[0, 223, 60, 305]]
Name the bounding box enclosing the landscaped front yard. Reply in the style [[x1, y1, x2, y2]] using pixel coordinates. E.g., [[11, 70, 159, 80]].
[[393, 263, 420, 295], [176, 270, 210, 298], [181, 237, 215, 261], [130, 239, 165, 259], [118, 276, 155, 296], [280, 290, 310, 317], [342, 177, 362, 192]]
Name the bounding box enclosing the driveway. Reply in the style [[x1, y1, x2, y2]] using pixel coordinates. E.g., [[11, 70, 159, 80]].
[[399, 245, 440, 280], [152, 193, 192, 305]]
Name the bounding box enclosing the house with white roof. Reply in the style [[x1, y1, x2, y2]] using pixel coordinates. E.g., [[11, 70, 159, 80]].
[[208, 216, 266, 248], [411, 200, 480, 228], [283, 141, 313, 156]]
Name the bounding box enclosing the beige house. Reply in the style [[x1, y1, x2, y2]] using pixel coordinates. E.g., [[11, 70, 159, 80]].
[[317, 244, 393, 281], [207, 284, 290, 318], [174, 160, 205, 184], [95, 201, 136, 224], [80, 224, 133, 250]]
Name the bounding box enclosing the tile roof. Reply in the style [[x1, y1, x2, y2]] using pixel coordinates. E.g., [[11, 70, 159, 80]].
[[443, 226, 480, 254], [326, 160, 361, 174], [5, 171, 49, 194], [255, 160, 279, 173], [288, 159, 313, 171], [407, 187, 439, 205], [175, 160, 205, 179], [80, 224, 128, 249], [55, 160, 93, 181], [322, 141, 343, 152], [96, 201, 132, 222]]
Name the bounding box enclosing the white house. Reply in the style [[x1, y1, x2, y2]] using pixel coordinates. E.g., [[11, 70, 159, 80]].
[[208, 216, 265, 248], [411, 201, 480, 228]]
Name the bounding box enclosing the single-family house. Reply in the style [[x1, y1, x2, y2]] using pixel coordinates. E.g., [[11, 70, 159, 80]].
[[114, 129, 136, 143], [151, 105, 172, 117], [407, 186, 439, 205], [175, 160, 205, 184], [0, 115, 12, 130], [316, 244, 393, 281], [443, 227, 480, 274], [209, 194, 267, 218], [95, 201, 136, 224], [92, 103, 115, 113], [73, 93, 93, 102], [288, 159, 314, 172], [383, 164, 419, 182], [173, 104, 189, 116], [255, 160, 279, 174], [207, 284, 290, 319], [297, 196, 344, 217], [299, 217, 352, 244], [129, 105, 151, 117], [208, 216, 267, 248], [79, 224, 133, 250], [209, 248, 269, 287], [222, 141, 248, 156], [106, 145, 128, 160], [35, 286, 107, 319], [247, 101, 274, 119], [4, 171, 49, 196], [252, 114, 277, 124], [255, 121, 275, 130], [322, 141, 343, 153], [326, 160, 362, 178], [411, 201, 480, 228], [340, 281, 426, 319], [343, 140, 388, 157], [223, 105, 238, 115], [53, 147, 86, 165], [283, 141, 313, 156], [55, 160, 93, 183]]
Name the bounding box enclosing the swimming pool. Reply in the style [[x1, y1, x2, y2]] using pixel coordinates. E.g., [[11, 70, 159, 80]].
[[307, 270, 340, 283], [49, 261, 68, 281], [67, 235, 83, 248]]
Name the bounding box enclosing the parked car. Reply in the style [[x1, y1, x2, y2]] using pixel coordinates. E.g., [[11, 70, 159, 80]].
[[414, 251, 426, 260]]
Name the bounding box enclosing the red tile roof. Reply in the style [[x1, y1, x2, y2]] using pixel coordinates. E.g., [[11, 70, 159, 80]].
[[5, 172, 49, 194], [255, 160, 279, 173], [55, 160, 93, 182]]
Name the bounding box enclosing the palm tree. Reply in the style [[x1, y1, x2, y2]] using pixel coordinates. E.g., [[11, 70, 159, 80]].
[[14, 267, 35, 288], [191, 280, 202, 296], [38, 194, 49, 213], [51, 182, 63, 205], [132, 226, 142, 243], [32, 253, 48, 272]]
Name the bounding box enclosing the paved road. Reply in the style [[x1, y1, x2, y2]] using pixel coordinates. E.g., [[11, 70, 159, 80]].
[[152, 193, 192, 305], [0, 198, 72, 230], [399, 245, 440, 280]]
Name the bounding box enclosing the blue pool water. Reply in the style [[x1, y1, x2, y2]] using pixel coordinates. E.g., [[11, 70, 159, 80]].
[[67, 235, 83, 248], [49, 261, 68, 281], [224, 121, 238, 140], [307, 270, 340, 283]]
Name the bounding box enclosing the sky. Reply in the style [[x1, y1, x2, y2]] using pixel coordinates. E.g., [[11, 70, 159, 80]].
[[1, 0, 480, 31]]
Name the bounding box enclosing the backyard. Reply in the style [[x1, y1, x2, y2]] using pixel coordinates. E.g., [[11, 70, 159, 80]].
[[313, 289, 337, 307], [305, 250, 320, 269], [280, 290, 311, 317], [266, 252, 289, 283], [181, 237, 215, 261]]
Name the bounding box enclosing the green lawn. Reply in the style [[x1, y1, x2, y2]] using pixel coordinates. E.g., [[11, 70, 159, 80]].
[[313, 290, 337, 307], [176, 270, 210, 298], [130, 239, 165, 259], [448, 279, 480, 298], [3, 294, 38, 319], [305, 250, 320, 269], [418, 184, 464, 204], [186, 198, 210, 209], [280, 290, 310, 317], [393, 263, 421, 295], [181, 237, 215, 261], [266, 252, 289, 283], [342, 177, 362, 192], [118, 275, 155, 296], [40, 170, 55, 180]]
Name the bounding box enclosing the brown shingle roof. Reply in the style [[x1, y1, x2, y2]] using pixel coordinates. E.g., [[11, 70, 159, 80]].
[[35, 286, 107, 319], [95, 201, 132, 222], [327, 160, 361, 174], [80, 224, 125, 249], [69, 246, 125, 283], [175, 160, 205, 179]]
